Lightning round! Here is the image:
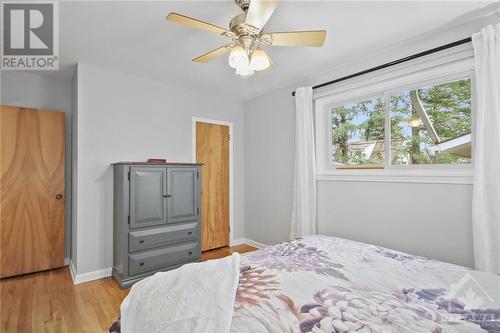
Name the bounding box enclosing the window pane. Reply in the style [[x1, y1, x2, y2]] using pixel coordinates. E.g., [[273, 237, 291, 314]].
[[331, 96, 385, 166], [390, 79, 472, 165]]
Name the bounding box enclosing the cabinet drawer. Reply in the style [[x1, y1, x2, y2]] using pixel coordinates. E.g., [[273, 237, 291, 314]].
[[128, 242, 200, 276], [129, 222, 199, 252]]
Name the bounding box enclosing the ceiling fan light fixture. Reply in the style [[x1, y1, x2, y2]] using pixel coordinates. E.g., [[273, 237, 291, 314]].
[[165, 0, 327, 76], [235, 63, 254, 76], [250, 48, 270, 71], [228, 46, 249, 69]]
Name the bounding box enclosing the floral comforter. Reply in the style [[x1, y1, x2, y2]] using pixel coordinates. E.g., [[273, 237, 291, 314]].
[[231, 236, 500, 333]]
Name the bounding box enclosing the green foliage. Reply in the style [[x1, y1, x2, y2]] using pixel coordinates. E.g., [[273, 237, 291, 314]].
[[331, 98, 385, 165], [360, 99, 385, 141], [331, 79, 472, 166], [419, 80, 471, 141]]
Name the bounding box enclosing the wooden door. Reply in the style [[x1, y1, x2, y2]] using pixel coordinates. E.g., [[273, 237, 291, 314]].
[[0, 105, 65, 278], [196, 122, 229, 251], [129, 167, 167, 229], [166, 167, 199, 224]]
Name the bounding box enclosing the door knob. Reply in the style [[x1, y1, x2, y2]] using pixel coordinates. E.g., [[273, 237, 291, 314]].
[[55, 193, 64, 200]]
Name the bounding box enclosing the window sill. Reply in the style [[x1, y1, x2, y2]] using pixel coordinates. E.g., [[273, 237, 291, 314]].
[[316, 168, 473, 184]]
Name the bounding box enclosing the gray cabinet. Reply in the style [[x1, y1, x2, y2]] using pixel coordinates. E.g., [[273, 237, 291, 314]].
[[130, 167, 167, 229], [112, 162, 202, 288], [167, 167, 199, 223]]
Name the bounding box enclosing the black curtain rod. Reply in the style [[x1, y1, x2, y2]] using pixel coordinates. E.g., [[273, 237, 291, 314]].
[[291, 37, 472, 96]]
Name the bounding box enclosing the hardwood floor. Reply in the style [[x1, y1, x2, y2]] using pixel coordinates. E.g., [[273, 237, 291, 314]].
[[201, 244, 255, 261], [0, 244, 256, 333]]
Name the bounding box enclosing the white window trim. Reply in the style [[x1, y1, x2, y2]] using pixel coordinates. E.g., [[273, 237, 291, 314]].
[[315, 44, 474, 184]]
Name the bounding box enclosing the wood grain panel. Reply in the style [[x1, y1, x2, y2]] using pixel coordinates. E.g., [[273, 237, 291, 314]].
[[0, 105, 65, 278], [0, 268, 129, 333], [196, 122, 229, 251]]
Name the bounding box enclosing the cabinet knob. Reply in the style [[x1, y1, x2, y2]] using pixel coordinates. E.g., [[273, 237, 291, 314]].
[[188, 251, 192, 255], [55, 193, 64, 200], [139, 262, 144, 266], [188, 231, 192, 235], [163, 194, 172, 198], [139, 240, 144, 244]]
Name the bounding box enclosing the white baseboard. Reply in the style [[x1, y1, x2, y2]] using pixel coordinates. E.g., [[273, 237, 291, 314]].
[[245, 239, 268, 249], [233, 238, 267, 249], [69, 260, 112, 285], [232, 238, 244, 246], [69, 260, 77, 283]]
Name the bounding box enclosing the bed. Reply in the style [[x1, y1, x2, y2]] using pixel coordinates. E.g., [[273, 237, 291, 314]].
[[110, 235, 500, 333]]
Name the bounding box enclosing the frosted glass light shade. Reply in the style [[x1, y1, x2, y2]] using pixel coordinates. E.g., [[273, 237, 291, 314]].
[[228, 46, 249, 69], [250, 49, 270, 71], [235, 63, 254, 76]]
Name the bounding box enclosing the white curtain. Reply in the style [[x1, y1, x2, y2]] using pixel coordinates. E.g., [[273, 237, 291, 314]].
[[472, 23, 500, 274], [290, 87, 317, 239]]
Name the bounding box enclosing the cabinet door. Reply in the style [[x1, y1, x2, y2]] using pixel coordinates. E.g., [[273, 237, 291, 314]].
[[167, 167, 199, 223], [130, 167, 167, 229]]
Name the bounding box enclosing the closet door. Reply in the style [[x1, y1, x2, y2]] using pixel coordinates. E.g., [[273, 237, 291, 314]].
[[129, 167, 168, 229], [166, 167, 199, 223], [0, 105, 65, 278], [195, 122, 229, 251]]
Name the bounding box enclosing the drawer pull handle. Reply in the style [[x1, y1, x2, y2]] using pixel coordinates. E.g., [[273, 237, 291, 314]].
[[139, 240, 144, 244], [139, 262, 145, 266], [188, 232, 192, 235], [188, 251, 192, 255]]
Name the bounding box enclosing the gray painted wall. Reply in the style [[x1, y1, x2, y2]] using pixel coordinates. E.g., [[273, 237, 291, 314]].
[[1, 71, 73, 260], [317, 181, 473, 266], [73, 63, 245, 275], [71, 69, 79, 269], [244, 86, 296, 246]]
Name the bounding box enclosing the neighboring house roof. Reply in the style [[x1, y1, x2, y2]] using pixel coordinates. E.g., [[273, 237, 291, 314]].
[[333, 132, 470, 166], [339, 139, 407, 163], [410, 90, 441, 144], [436, 133, 471, 158]]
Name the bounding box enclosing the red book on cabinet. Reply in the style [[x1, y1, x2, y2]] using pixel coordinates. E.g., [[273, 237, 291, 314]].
[[147, 159, 167, 164]]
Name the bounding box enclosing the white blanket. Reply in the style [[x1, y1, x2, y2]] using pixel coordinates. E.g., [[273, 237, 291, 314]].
[[121, 253, 240, 333]]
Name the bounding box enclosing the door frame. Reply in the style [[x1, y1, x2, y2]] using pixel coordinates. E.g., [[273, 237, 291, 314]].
[[192, 117, 234, 247]]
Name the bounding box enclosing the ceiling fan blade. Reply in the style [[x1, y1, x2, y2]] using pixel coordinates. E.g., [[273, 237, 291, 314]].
[[193, 44, 233, 63], [267, 30, 327, 47], [166, 12, 230, 36], [245, 0, 280, 31]]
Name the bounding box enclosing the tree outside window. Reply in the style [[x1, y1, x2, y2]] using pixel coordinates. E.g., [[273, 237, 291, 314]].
[[331, 78, 472, 167]]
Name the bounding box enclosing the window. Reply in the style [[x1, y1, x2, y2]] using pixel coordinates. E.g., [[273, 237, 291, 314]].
[[315, 48, 474, 183], [331, 96, 385, 167], [328, 78, 472, 169], [390, 79, 472, 165]]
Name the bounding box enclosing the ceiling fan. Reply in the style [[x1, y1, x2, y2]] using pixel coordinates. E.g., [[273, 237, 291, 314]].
[[166, 0, 327, 77]]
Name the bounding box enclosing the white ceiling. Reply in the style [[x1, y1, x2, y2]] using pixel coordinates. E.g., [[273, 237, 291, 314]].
[[55, 1, 495, 100]]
